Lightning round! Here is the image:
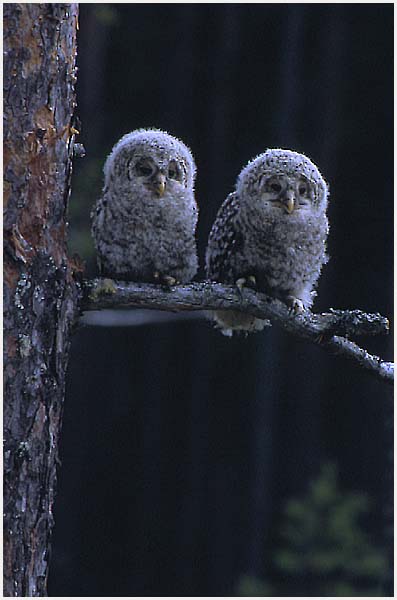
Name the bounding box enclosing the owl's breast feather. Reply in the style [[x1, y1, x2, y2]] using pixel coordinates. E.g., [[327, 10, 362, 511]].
[[243, 210, 328, 270]]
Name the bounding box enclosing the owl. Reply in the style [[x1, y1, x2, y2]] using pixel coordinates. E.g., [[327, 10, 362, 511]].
[[91, 128, 198, 285], [205, 149, 329, 336]]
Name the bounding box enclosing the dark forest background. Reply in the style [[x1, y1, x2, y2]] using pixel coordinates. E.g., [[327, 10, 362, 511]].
[[48, 4, 393, 596]]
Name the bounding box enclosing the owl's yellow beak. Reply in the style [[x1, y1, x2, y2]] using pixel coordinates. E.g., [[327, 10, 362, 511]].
[[283, 191, 295, 214], [153, 173, 166, 197]]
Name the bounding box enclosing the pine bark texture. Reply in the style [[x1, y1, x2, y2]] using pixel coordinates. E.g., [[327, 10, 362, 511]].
[[3, 4, 80, 596]]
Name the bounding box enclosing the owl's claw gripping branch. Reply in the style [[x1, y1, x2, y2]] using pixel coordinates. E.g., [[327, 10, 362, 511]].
[[81, 279, 393, 386], [286, 296, 305, 314], [235, 277, 246, 290], [88, 278, 117, 300], [161, 275, 178, 287], [153, 272, 178, 287]]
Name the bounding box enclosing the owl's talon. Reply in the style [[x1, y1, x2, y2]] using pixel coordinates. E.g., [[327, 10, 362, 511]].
[[161, 275, 177, 287], [235, 275, 256, 292], [153, 271, 177, 287], [286, 296, 305, 314], [91, 278, 117, 300]]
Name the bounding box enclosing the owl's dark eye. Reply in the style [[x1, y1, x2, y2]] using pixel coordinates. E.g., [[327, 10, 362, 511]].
[[136, 161, 153, 177], [138, 166, 152, 176], [168, 161, 180, 180], [298, 185, 307, 196], [270, 182, 282, 193]]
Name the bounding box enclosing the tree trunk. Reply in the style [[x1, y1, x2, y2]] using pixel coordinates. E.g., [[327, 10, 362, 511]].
[[3, 4, 80, 596]]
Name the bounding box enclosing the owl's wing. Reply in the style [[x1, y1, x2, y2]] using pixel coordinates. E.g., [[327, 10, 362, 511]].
[[205, 191, 243, 283]]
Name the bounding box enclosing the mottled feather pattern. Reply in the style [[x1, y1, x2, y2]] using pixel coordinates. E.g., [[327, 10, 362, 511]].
[[91, 129, 198, 283], [206, 192, 244, 283], [205, 149, 329, 336], [92, 139, 330, 338]]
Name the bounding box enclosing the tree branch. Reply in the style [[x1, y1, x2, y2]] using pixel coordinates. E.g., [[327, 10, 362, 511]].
[[81, 278, 393, 386]]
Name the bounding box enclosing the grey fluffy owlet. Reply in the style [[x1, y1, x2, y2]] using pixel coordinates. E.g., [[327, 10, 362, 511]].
[[91, 128, 198, 284], [205, 149, 329, 336]]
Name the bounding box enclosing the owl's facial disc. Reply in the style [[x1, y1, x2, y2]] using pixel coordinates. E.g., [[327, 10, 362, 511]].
[[135, 155, 187, 197], [132, 157, 165, 197], [262, 174, 312, 214]]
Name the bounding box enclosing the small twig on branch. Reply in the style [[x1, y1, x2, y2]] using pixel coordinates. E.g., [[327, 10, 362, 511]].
[[80, 278, 393, 386]]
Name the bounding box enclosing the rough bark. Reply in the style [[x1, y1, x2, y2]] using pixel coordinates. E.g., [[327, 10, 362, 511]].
[[3, 4, 80, 596], [82, 279, 393, 386]]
